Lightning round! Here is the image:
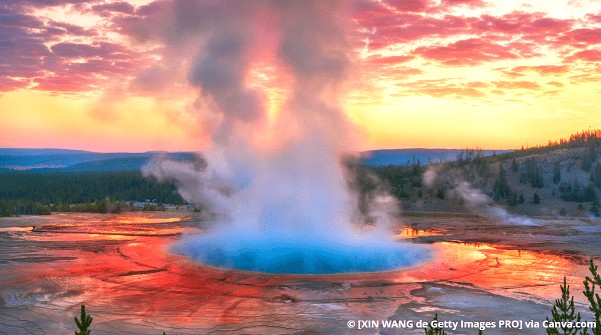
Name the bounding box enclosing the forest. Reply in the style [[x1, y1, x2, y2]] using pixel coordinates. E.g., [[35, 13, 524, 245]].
[[2, 130, 601, 217], [0, 171, 184, 216], [355, 129, 601, 216]]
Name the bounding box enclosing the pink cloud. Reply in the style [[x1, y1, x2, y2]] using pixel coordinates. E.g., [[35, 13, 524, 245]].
[[414, 38, 530, 65], [392, 79, 488, 98], [558, 28, 601, 45], [405, 86, 486, 98], [547, 81, 564, 87], [584, 13, 601, 23], [0, 2, 153, 93], [511, 65, 570, 75], [466, 81, 488, 88], [414, 86, 485, 98], [353, 6, 574, 61], [364, 55, 415, 65], [355, 13, 475, 51], [493, 81, 541, 90], [385, 0, 431, 12], [437, 0, 487, 11], [3, 0, 600, 96], [472, 13, 573, 37], [565, 49, 601, 62], [442, 0, 485, 5], [0, 77, 30, 91], [91, 2, 135, 15], [33, 74, 97, 92], [378, 0, 486, 15]]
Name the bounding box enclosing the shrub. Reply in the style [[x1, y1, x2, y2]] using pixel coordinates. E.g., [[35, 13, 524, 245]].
[[74, 305, 93, 335]]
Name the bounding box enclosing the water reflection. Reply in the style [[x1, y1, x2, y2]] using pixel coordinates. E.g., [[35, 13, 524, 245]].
[[0, 213, 594, 333], [394, 241, 586, 304], [396, 226, 443, 239]]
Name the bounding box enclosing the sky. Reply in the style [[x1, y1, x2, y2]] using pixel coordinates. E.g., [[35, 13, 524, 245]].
[[1, 0, 600, 152]]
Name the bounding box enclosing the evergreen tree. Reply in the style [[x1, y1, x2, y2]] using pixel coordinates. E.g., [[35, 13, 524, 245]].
[[583, 260, 601, 335], [508, 191, 519, 206], [533, 192, 541, 204], [559, 181, 598, 202], [585, 184, 598, 202], [436, 188, 445, 200], [493, 164, 511, 200], [522, 158, 544, 188], [511, 158, 519, 172], [424, 314, 447, 335], [554, 161, 562, 184], [582, 146, 598, 172], [591, 164, 601, 188], [74, 305, 93, 335], [546, 277, 586, 335]]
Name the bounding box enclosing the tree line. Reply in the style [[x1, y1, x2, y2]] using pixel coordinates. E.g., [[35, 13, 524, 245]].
[[0, 171, 185, 216]]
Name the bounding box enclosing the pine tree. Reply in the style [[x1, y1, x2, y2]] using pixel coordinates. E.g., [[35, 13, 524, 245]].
[[493, 164, 511, 200], [546, 277, 586, 335], [424, 314, 447, 335], [584, 184, 598, 202], [554, 161, 562, 184], [591, 164, 601, 188], [523, 158, 544, 188], [583, 260, 601, 335], [533, 192, 541, 204], [511, 158, 519, 172], [508, 191, 519, 206], [74, 305, 93, 335], [583, 146, 597, 172]]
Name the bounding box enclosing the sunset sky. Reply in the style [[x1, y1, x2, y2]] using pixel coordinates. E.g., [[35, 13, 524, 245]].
[[1, 0, 600, 152]]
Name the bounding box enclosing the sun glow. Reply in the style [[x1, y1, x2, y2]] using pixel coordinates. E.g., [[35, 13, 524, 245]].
[[2, 0, 600, 151]]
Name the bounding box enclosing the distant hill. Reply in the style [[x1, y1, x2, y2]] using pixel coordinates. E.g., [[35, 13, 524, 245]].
[[361, 148, 510, 167], [0, 149, 197, 172], [0, 148, 513, 172]]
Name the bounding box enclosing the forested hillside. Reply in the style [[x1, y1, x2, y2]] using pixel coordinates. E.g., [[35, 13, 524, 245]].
[[362, 130, 601, 217]]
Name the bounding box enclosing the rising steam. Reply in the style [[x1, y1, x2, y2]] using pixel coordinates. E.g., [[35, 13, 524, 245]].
[[142, 0, 429, 274], [423, 165, 541, 226]]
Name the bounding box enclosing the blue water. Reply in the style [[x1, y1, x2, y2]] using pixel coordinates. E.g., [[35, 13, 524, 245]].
[[175, 234, 430, 274]]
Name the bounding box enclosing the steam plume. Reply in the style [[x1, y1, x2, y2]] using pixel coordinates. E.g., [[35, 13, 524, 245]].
[[142, 0, 428, 274], [423, 165, 541, 226]]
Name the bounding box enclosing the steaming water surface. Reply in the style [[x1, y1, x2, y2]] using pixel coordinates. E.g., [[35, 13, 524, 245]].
[[175, 232, 430, 274]]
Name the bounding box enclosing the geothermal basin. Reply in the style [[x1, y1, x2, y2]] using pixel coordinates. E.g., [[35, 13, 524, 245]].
[[0, 212, 599, 334]]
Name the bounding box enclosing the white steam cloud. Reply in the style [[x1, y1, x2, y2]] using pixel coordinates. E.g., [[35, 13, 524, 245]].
[[141, 0, 428, 274], [423, 165, 541, 226]]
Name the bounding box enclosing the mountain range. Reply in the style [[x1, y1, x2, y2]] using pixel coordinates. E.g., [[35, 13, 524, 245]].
[[0, 148, 511, 173], [0, 149, 196, 173]]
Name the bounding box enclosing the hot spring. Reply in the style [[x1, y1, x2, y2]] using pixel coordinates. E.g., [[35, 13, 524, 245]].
[[151, 147, 432, 275], [141, 1, 432, 275], [173, 231, 430, 275]]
